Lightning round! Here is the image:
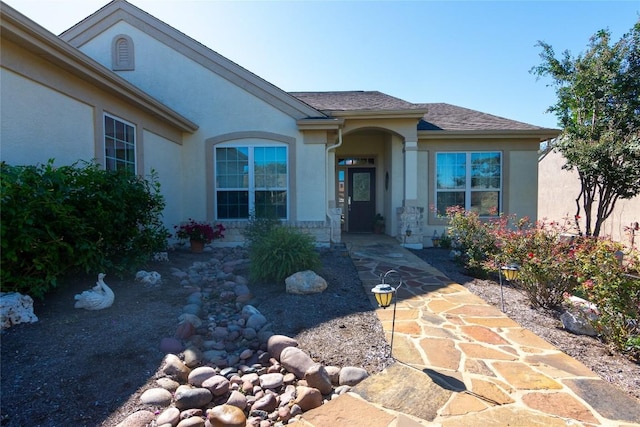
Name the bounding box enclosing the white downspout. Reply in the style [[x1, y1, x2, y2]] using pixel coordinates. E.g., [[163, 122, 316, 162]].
[[326, 128, 343, 243]]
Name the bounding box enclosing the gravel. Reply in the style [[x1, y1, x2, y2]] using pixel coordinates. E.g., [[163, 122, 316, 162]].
[[1, 244, 637, 427]]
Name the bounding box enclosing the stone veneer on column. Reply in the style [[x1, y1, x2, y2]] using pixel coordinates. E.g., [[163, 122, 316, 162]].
[[396, 206, 424, 249]]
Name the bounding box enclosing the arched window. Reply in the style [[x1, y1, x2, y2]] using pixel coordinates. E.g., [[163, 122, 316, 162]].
[[112, 35, 134, 71]]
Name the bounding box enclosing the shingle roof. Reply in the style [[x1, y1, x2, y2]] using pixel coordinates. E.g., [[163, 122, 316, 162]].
[[289, 91, 425, 112], [417, 103, 548, 131], [289, 92, 553, 131]]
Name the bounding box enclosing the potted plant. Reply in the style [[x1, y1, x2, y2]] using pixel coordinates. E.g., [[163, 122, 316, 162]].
[[373, 214, 385, 234], [174, 219, 225, 252]]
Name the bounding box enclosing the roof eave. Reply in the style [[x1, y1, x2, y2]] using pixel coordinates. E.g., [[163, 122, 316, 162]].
[[326, 109, 429, 120], [1, 3, 199, 133], [59, 0, 326, 121], [418, 129, 561, 141], [296, 118, 345, 131]]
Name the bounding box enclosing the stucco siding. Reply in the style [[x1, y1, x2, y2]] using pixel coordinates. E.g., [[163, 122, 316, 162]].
[[416, 147, 430, 216], [143, 130, 184, 230], [508, 150, 538, 221], [78, 22, 297, 133], [538, 149, 640, 245], [295, 142, 327, 221], [77, 21, 309, 223], [0, 69, 94, 166]]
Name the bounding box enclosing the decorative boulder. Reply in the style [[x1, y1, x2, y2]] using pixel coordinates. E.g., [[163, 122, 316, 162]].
[[305, 363, 333, 395], [135, 270, 162, 286], [280, 346, 315, 379], [0, 292, 38, 330], [267, 335, 298, 361], [207, 404, 246, 427], [561, 295, 599, 336], [561, 311, 597, 336], [285, 270, 327, 295]]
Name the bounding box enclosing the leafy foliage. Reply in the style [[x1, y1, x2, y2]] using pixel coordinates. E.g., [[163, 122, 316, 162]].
[[489, 218, 579, 308], [174, 219, 225, 243], [571, 239, 639, 360], [531, 21, 640, 237], [1, 160, 168, 298], [241, 212, 281, 250], [447, 206, 639, 358], [248, 225, 320, 284], [445, 206, 503, 277]]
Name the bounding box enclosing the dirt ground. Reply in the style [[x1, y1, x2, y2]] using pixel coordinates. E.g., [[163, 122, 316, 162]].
[[0, 247, 391, 427], [1, 245, 638, 427]]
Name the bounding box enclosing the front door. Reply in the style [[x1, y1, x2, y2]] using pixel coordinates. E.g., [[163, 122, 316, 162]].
[[347, 168, 376, 232]]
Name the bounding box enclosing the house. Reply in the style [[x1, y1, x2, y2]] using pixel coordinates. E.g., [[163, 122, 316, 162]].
[[0, 0, 559, 248], [538, 148, 640, 248]]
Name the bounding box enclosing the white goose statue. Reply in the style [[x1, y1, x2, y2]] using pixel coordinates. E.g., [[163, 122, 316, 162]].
[[74, 273, 115, 310]]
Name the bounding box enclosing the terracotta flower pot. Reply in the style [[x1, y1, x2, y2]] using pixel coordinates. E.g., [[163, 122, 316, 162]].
[[190, 239, 205, 253]]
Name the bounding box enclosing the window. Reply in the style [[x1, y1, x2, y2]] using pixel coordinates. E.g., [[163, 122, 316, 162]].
[[337, 157, 375, 166], [436, 151, 501, 216], [215, 145, 288, 219], [112, 35, 135, 71], [104, 114, 136, 173]]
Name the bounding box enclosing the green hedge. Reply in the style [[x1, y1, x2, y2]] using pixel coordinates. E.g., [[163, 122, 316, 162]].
[[1, 160, 168, 298]]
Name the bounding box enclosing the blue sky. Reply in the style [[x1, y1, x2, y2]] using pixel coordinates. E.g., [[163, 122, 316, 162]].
[[5, 0, 639, 129]]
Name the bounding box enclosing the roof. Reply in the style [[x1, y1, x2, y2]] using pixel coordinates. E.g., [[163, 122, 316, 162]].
[[417, 102, 549, 132], [290, 93, 559, 137], [60, 0, 325, 120], [290, 91, 426, 112]]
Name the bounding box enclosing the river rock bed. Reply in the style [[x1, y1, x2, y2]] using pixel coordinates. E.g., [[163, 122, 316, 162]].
[[116, 248, 373, 427]]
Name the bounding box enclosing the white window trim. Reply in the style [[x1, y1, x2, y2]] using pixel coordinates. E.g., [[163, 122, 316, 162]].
[[435, 151, 502, 216], [214, 141, 289, 220], [103, 113, 136, 173]]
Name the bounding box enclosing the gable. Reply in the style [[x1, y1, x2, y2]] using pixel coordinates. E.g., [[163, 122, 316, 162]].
[[59, 0, 324, 121], [0, 2, 197, 135]]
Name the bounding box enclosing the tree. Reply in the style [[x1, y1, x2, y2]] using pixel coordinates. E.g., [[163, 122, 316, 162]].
[[531, 20, 640, 237]]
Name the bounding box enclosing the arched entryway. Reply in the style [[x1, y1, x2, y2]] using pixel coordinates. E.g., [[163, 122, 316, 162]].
[[333, 128, 401, 234]]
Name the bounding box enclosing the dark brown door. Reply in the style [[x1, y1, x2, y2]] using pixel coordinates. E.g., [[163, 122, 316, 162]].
[[347, 168, 376, 232]]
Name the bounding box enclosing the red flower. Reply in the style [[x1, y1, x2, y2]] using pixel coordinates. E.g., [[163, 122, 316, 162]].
[[527, 252, 535, 258]]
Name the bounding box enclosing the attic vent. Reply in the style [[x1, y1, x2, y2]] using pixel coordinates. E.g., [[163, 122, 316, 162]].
[[112, 35, 135, 71]]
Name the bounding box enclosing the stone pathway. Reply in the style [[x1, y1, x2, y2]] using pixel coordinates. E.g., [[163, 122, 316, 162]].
[[300, 234, 640, 427]]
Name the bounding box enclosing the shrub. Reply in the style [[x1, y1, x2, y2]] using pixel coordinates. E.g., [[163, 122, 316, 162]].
[[489, 218, 578, 308], [242, 212, 281, 249], [445, 206, 505, 277], [1, 160, 168, 297], [248, 225, 320, 284], [449, 204, 639, 358], [1, 161, 86, 296], [572, 239, 640, 359]]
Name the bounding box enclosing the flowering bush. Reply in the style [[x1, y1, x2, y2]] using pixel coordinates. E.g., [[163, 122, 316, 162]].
[[445, 206, 507, 276], [570, 239, 639, 359], [174, 219, 225, 244], [488, 218, 579, 308], [449, 206, 640, 359]]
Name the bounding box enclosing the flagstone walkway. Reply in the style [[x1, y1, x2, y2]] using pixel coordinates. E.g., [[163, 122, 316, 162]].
[[300, 234, 640, 427]]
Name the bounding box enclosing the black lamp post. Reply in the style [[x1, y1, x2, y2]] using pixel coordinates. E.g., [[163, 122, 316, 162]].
[[371, 269, 404, 357]]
